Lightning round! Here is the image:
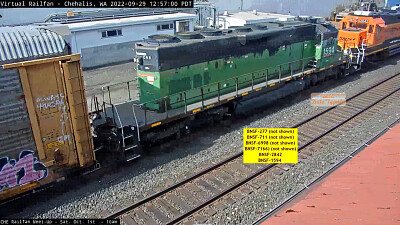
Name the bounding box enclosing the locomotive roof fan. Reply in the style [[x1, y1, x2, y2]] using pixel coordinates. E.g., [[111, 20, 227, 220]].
[[176, 32, 205, 39], [147, 34, 181, 44]]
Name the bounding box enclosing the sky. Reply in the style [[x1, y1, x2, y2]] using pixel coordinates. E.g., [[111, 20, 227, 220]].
[[210, 0, 345, 17], [2, 0, 397, 26], [210, 0, 400, 17]]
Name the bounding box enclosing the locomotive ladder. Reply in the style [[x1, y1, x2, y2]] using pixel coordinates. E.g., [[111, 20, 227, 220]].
[[114, 105, 141, 162], [102, 97, 141, 162], [360, 39, 367, 65], [350, 39, 366, 69]]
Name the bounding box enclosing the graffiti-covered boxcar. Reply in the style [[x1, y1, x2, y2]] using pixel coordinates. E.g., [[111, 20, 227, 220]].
[[0, 26, 95, 201]]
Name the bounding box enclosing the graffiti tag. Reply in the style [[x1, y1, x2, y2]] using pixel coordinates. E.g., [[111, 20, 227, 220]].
[[0, 150, 48, 191], [59, 104, 71, 145], [36, 93, 65, 111], [36, 93, 71, 145]]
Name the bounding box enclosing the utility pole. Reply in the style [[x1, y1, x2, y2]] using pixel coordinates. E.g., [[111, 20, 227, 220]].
[[241, 0, 243, 11]]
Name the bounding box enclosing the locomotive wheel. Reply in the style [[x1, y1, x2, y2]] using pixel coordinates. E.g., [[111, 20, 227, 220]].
[[304, 77, 311, 89], [228, 100, 239, 115], [184, 125, 190, 135], [337, 70, 345, 79], [175, 131, 181, 140], [311, 74, 318, 86]]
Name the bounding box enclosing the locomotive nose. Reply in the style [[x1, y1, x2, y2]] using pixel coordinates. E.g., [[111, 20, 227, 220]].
[[338, 29, 367, 50]]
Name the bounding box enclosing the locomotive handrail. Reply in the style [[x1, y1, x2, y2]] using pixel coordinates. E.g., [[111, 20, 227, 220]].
[[131, 104, 141, 142], [102, 101, 118, 128], [102, 101, 126, 147], [101, 56, 316, 98], [101, 56, 317, 126]]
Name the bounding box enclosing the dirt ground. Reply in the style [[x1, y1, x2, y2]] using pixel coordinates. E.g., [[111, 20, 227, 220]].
[[83, 62, 139, 111]]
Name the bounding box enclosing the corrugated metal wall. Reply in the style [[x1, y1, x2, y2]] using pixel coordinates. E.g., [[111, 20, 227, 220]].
[[0, 68, 36, 158], [0, 25, 68, 159]]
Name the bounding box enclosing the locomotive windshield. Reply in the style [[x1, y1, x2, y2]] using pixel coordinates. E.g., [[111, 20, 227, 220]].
[[136, 48, 159, 72], [349, 22, 368, 29]]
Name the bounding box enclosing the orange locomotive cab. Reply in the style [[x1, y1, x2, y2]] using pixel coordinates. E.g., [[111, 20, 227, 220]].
[[338, 10, 400, 57], [338, 15, 385, 50]]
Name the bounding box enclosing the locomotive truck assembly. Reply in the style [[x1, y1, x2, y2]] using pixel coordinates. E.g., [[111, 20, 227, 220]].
[[1, 8, 400, 202]]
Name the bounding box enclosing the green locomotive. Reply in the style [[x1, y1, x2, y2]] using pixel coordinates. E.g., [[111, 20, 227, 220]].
[[90, 17, 353, 163], [135, 18, 343, 111]]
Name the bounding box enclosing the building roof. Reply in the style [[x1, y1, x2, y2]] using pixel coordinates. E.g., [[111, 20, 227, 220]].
[[45, 9, 182, 23], [67, 12, 197, 32], [220, 11, 296, 24], [0, 25, 67, 62]]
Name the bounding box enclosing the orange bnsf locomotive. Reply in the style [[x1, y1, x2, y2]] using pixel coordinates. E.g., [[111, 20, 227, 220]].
[[338, 9, 400, 59]]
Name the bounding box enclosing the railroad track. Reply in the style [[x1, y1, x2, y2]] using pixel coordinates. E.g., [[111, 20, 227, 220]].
[[106, 73, 400, 225]]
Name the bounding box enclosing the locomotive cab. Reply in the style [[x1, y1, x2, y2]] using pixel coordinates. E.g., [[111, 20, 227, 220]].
[[315, 23, 342, 69], [338, 15, 380, 50], [338, 12, 391, 54], [337, 13, 388, 67]]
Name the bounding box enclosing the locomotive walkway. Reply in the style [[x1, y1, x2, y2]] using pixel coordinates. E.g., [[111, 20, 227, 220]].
[[104, 73, 400, 225]]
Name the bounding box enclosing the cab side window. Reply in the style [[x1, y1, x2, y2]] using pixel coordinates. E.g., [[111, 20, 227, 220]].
[[342, 23, 347, 30], [368, 25, 374, 33], [377, 26, 382, 34]]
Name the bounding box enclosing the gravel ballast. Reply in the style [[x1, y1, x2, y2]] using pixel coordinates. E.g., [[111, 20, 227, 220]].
[[10, 55, 400, 221]]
